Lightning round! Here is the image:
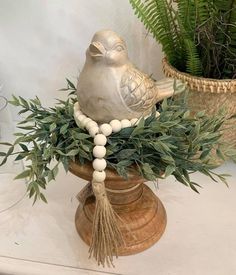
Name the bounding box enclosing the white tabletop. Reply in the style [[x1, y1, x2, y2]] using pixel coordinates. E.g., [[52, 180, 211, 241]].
[[0, 162, 235, 275]]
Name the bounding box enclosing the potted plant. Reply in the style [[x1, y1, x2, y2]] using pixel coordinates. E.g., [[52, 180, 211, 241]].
[[129, 0, 236, 147]]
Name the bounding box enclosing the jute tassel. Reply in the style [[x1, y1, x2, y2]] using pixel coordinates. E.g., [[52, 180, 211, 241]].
[[89, 180, 124, 267]]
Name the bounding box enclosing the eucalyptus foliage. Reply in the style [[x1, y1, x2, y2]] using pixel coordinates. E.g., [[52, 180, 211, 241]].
[[129, 0, 236, 79], [0, 80, 235, 203]]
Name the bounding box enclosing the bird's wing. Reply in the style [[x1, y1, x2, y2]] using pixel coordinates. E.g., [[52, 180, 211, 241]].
[[120, 66, 186, 112], [120, 65, 157, 113]]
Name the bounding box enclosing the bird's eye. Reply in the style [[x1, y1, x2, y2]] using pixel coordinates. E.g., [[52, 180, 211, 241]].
[[115, 45, 124, 52]]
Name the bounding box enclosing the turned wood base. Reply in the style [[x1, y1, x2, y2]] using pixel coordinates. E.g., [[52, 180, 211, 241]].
[[70, 161, 167, 256]]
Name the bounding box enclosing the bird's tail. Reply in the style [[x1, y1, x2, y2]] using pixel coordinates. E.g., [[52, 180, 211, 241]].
[[155, 78, 186, 102]]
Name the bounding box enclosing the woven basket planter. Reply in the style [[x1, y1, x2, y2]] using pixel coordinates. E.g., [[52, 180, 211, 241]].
[[162, 58, 236, 147]]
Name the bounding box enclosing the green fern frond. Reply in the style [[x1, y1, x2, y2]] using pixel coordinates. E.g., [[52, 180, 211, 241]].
[[130, 0, 236, 79], [129, 0, 183, 67], [177, 1, 203, 75], [184, 39, 203, 76], [177, 0, 196, 37]]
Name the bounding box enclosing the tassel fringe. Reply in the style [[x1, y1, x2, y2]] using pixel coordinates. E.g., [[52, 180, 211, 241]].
[[89, 181, 124, 267]]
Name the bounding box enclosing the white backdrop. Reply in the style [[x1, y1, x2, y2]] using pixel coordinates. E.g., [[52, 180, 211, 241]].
[[0, 0, 163, 118]]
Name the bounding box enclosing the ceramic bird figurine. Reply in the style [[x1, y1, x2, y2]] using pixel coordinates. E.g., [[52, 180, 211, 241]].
[[77, 30, 184, 123]]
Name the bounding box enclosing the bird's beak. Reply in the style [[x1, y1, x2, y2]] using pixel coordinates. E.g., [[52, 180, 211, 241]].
[[89, 42, 105, 57]]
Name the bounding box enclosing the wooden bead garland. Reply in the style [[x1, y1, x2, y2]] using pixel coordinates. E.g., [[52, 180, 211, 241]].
[[73, 102, 160, 185], [73, 102, 159, 267], [73, 104, 161, 188], [73, 102, 140, 191]]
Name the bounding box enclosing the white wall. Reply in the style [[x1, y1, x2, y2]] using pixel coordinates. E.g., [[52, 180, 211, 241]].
[[0, 0, 163, 117]]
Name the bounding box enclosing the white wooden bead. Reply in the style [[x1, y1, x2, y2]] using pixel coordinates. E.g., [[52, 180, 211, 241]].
[[100, 123, 112, 136], [93, 170, 106, 182], [121, 119, 132, 128], [93, 145, 106, 158], [92, 158, 107, 171], [77, 114, 86, 122], [74, 116, 80, 127], [89, 126, 99, 137], [73, 102, 80, 112], [110, 119, 122, 133], [94, 134, 107, 146], [75, 110, 83, 117], [81, 117, 92, 126], [130, 118, 138, 126], [86, 120, 98, 130], [80, 116, 91, 127]]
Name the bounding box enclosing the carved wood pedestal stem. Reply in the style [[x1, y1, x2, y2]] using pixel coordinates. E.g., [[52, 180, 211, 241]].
[[69, 162, 167, 256]]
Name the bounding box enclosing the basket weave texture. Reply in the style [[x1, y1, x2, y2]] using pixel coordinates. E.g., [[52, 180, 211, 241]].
[[162, 58, 236, 146]]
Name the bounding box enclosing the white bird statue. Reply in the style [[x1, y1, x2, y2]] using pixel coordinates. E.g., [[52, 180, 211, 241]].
[[77, 29, 185, 123]]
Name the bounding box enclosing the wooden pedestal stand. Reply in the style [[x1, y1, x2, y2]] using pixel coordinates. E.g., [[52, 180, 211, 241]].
[[69, 161, 167, 256]]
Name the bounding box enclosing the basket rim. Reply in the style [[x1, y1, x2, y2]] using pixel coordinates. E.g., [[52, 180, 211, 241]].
[[162, 57, 236, 84]]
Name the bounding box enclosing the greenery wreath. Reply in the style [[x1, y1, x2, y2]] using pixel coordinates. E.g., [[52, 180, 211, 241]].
[[0, 79, 235, 203]]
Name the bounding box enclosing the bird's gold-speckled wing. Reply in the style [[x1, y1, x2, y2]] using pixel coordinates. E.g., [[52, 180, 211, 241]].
[[120, 65, 157, 112]]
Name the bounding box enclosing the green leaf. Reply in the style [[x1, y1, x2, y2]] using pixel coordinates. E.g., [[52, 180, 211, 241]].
[[66, 78, 76, 90], [131, 117, 145, 137], [189, 182, 200, 193], [31, 96, 41, 106], [165, 165, 175, 177], [8, 95, 20, 106], [32, 194, 38, 205], [200, 149, 211, 160], [0, 157, 7, 166], [47, 170, 55, 182], [216, 148, 225, 161], [38, 179, 46, 189], [75, 133, 91, 140], [6, 146, 14, 157], [61, 157, 69, 172], [41, 116, 56, 123], [52, 164, 59, 178], [29, 187, 35, 198], [40, 193, 48, 203], [14, 170, 31, 180], [183, 110, 190, 119], [19, 96, 29, 108], [116, 149, 137, 160], [141, 163, 156, 181], [161, 99, 168, 111], [60, 123, 69, 134], [19, 143, 29, 152], [66, 149, 80, 156], [15, 153, 26, 161], [50, 123, 57, 132]]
